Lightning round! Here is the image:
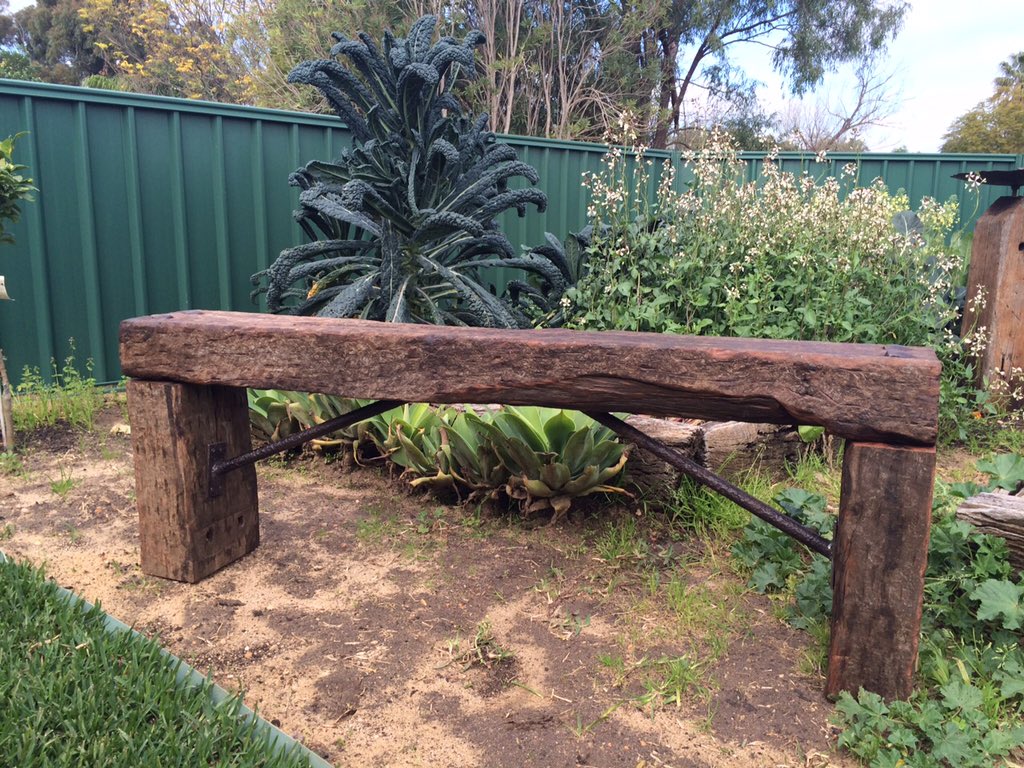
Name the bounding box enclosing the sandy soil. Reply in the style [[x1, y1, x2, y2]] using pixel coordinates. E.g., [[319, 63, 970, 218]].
[[0, 408, 856, 768]]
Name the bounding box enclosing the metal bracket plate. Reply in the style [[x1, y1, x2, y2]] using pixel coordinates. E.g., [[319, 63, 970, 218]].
[[207, 442, 227, 499]]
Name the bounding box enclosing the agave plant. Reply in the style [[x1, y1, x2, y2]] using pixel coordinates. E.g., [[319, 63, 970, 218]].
[[474, 407, 631, 521], [247, 389, 378, 452], [251, 15, 568, 327], [358, 403, 458, 488]]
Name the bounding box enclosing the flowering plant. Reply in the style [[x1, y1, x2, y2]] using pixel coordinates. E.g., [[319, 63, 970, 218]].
[[565, 131, 1017, 441]]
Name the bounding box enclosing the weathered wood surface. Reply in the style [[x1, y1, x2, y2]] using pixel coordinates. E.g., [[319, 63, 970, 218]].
[[962, 196, 1024, 385], [826, 442, 936, 700], [128, 380, 259, 583], [957, 492, 1024, 570], [120, 310, 940, 446], [623, 417, 804, 498]]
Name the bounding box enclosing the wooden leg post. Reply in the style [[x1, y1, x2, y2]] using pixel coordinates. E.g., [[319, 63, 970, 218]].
[[127, 380, 259, 583], [826, 441, 935, 700]]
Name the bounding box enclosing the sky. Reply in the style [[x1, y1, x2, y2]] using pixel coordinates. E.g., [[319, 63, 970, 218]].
[[707, 0, 1023, 152], [4, 0, 1020, 152]]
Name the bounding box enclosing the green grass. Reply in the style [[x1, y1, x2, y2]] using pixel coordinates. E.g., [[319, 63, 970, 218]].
[[49, 466, 75, 498], [0, 557, 312, 767], [13, 343, 105, 431]]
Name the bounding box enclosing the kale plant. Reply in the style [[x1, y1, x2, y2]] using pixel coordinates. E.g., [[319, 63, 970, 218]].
[[252, 16, 569, 327]]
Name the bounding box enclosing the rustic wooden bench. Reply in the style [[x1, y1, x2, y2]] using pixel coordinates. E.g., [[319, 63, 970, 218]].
[[120, 309, 940, 701]]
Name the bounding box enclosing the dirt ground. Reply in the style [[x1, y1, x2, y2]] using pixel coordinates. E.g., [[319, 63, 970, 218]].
[[0, 407, 857, 768]]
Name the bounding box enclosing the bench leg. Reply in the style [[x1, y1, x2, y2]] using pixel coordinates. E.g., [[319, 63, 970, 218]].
[[826, 441, 935, 700], [127, 380, 259, 583]]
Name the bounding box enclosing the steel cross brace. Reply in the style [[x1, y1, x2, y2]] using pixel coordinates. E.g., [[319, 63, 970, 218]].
[[586, 412, 832, 558], [207, 399, 405, 497], [206, 401, 831, 558]]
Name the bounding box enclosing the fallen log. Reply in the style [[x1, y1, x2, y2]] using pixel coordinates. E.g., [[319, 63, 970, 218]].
[[956, 492, 1024, 570]]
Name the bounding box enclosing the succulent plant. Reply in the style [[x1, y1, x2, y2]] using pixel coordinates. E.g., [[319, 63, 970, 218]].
[[474, 407, 631, 520], [247, 392, 629, 519], [247, 389, 375, 452]]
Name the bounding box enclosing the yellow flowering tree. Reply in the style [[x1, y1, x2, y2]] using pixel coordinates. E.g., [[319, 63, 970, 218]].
[[79, 0, 243, 102]]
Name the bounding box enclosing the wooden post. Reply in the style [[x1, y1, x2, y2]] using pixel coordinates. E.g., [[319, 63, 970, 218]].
[[127, 380, 259, 583], [962, 195, 1024, 386], [826, 442, 936, 700]]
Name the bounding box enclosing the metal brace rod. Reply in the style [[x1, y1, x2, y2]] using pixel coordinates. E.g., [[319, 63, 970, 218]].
[[208, 399, 405, 498], [585, 411, 832, 559]]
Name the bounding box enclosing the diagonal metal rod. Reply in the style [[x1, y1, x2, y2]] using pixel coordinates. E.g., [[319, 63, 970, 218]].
[[586, 411, 832, 559], [212, 399, 405, 479]]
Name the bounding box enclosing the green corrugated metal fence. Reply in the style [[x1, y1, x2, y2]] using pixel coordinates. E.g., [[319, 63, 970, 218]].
[[2, 79, 1021, 385]]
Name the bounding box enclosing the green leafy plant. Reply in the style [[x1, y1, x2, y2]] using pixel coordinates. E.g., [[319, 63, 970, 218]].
[[734, 459, 1024, 767], [469, 406, 630, 521], [14, 342, 105, 431], [0, 132, 36, 244], [50, 466, 75, 498], [563, 133, 1016, 443], [251, 15, 567, 328], [246, 394, 629, 517], [247, 388, 376, 452]]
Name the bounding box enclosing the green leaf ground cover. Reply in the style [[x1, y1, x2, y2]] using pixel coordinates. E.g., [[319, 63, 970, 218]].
[[732, 454, 1024, 767], [0, 557, 312, 767]]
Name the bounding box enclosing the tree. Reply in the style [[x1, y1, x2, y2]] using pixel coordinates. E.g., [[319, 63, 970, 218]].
[[942, 51, 1024, 154], [641, 0, 908, 148], [80, 0, 244, 101], [0, 0, 105, 84], [228, 0, 421, 112], [774, 62, 899, 151]]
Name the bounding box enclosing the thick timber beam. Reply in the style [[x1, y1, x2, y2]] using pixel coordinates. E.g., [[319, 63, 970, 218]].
[[127, 380, 258, 582], [826, 442, 936, 700], [120, 310, 940, 445]]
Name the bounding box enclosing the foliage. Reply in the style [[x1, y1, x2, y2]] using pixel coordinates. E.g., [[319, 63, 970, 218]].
[[251, 15, 568, 328], [563, 133, 1004, 442], [247, 388, 375, 453], [0, 0, 105, 85], [640, 0, 907, 147], [14, 342, 104, 431], [246, 394, 629, 518], [733, 457, 1024, 767], [0, 132, 35, 245], [942, 52, 1024, 154], [227, 0, 407, 113], [0, 50, 42, 81], [362, 403, 630, 518], [79, 0, 243, 101], [0, 555, 312, 767], [471, 406, 631, 520]]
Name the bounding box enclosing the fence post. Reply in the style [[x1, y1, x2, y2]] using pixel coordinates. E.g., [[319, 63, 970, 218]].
[[962, 195, 1024, 387]]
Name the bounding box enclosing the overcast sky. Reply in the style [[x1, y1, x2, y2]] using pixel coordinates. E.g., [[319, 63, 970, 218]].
[[5, 0, 1020, 152]]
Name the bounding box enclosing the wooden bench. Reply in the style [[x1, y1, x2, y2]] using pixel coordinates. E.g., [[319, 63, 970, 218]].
[[120, 309, 941, 701]]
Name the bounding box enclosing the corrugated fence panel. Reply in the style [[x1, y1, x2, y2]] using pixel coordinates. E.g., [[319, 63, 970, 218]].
[[1, 79, 1021, 385]]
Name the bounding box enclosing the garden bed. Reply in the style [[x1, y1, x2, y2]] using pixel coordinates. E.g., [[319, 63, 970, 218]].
[[0, 406, 851, 767]]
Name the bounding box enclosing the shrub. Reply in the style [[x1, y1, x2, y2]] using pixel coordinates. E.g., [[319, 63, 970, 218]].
[[251, 16, 567, 327], [563, 132, 1008, 440], [0, 132, 35, 244]]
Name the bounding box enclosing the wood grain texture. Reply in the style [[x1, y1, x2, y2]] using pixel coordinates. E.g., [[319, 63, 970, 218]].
[[127, 380, 259, 583], [963, 196, 1024, 385], [957, 492, 1024, 570], [826, 442, 936, 701], [120, 310, 940, 446]]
